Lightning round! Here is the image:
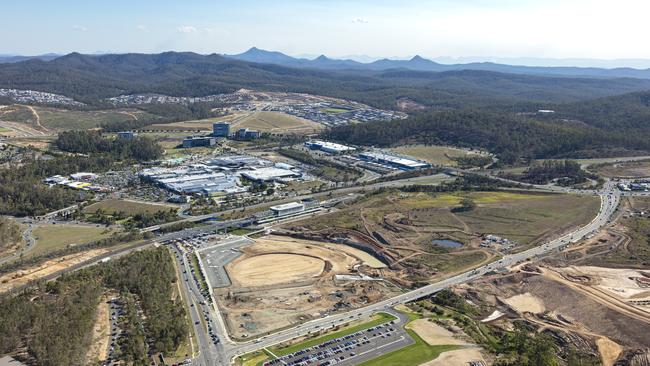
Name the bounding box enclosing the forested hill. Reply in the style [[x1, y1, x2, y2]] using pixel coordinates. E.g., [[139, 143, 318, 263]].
[[3, 52, 650, 108], [325, 110, 649, 163], [554, 91, 650, 131]]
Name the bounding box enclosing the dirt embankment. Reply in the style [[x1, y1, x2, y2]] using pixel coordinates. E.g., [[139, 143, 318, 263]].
[[0, 249, 110, 293]]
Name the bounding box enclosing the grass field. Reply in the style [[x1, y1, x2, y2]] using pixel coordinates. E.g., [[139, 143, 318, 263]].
[[388, 145, 483, 166], [231, 112, 324, 135], [296, 190, 600, 249], [83, 199, 178, 215], [31, 224, 115, 257], [33, 107, 153, 130], [357, 329, 458, 366]]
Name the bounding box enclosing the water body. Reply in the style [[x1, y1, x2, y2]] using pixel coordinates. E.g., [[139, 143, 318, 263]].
[[432, 239, 463, 248]]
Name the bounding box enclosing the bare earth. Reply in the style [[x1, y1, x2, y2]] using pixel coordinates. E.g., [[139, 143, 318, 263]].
[[407, 319, 467, 346], [502, 292, 545, 314], [556, 266, 650, 300], [229, 253, 325, 287], [596, 337, 622, 366], [420, 348, 487, 366], [217, 235, 398, 338], [0, 248, 110, 293], [85, 297, 110, 364]]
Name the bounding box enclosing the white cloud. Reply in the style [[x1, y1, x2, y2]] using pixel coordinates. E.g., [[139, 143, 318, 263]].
[[72, 25, 87, 32], [352, 17, 368, 24], [177, 25, 197, 34], [136, 24, 148, 32]]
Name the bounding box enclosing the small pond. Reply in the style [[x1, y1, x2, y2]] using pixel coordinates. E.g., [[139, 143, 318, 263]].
[[432, 239, 463, 248]]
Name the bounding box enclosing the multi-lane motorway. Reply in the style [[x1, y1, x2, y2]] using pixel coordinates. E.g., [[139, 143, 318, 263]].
[[172, 180, 621, 365]]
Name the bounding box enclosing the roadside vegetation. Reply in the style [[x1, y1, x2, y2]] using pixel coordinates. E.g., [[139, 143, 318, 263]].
[[499, 160, 595, 186], [0, 217, 22, 253], [0, 247, 190, 366]]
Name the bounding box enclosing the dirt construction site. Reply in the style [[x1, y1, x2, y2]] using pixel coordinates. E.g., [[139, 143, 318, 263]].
[[215, 235, 399, 339], [455, 194, 650, 366], [455, 260, 650, 366], [281, 190, 599, 286]]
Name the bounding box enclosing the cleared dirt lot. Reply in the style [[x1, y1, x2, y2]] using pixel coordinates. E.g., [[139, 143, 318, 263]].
[[407, 319, 467, 346], [0, 248, 110, 293], [218, 235, 399, 338], [420, 348, 486, 366], [85, 296, 110, 365], [229, 253, 325, 287], [502, 292, 545, 314], [593, 159, 650, 178]]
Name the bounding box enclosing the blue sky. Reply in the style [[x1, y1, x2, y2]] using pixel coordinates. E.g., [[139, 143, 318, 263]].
[[4, 0, 650, 63]]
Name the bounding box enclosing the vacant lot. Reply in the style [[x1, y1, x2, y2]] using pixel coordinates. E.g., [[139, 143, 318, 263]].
[[229, 253, 325, 287], [83, 199, 178, 215], [33, 106, 152, 130], [31, 224, 115, 256], [218, 235, 399, 338], [407, 319, 466, 346], [0, 248, 111, 293], [287, 190, 598, 283], [389, 145, 484, 166], [295, 191, 599, 248], [594, 159, 650, 178], [231, 111, 324, 135]]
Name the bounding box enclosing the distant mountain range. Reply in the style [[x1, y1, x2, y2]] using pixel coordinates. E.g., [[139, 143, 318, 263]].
[[227, 47, 650, 79], [0, 53, 60, 63], [3, 51, 650, 109]]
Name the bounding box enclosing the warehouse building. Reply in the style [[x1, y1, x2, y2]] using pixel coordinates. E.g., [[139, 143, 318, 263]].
[[270, 202, 305, 216], [358, 151, 430, 170], [206, 155, 270, 169], [305, 140, 356, 154], [241, 167, 301, 182]]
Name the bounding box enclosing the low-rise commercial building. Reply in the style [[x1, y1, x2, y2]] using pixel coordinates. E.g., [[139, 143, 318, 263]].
[[358, 151, 430, 170], [270, 202, 305, 216], [235, 128, 260, 140], [241, 167, 301, 182], [305, 140, 356, 154], [182, 136, 217, 148]]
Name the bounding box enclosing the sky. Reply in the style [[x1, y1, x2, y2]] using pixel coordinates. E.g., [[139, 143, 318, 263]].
[[4, 0, 650, 66]]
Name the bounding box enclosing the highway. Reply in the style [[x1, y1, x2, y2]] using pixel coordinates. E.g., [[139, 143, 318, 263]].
[[159, 180, 622, 365]]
